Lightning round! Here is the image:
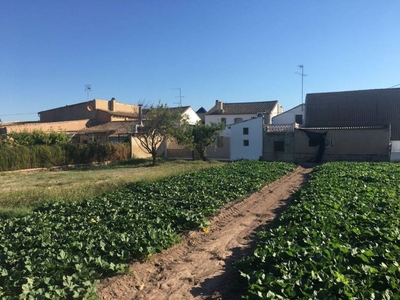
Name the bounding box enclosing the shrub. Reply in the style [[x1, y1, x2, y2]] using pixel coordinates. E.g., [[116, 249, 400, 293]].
[[4, 130, 71, 146], [0, 143, 130, 171]]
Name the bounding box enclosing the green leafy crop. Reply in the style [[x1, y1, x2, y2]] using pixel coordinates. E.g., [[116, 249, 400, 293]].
[[0, 160, 295, 299], [236, 162, 400, 299]]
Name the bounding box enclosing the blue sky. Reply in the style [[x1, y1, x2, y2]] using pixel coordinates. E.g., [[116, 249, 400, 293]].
[[1, 0, 399, 122]]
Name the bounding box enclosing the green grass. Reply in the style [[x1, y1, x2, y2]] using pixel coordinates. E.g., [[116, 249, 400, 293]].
[[0, 158, 226, 218]]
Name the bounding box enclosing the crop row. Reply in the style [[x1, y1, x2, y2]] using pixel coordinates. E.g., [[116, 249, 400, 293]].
[[236, 162, 400, 299], [0, 160, 296, 299]]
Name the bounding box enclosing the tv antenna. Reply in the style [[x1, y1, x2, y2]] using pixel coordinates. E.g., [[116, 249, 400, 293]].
[[171, 88, 184, 107], [85, 84, 92, 100], [295, 65, 307, 110]]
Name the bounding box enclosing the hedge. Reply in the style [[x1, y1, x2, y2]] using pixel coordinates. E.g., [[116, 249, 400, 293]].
[[0, 143, 130, 171]]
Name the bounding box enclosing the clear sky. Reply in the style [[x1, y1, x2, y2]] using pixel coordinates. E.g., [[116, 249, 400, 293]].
[[1, 0, 400, 122]]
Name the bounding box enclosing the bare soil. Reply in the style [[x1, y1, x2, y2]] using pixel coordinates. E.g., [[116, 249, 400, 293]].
[[97, 166, 312, 300]]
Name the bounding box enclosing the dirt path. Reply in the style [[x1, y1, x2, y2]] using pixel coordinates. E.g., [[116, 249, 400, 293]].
[[97, 166, 312, 300]]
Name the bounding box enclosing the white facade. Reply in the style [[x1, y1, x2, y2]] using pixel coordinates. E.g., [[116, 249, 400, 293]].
[[206, 114, 261, 137], [390, 141, 400, 162], [182, 107, 202, 125], [230, 117, 263, 161], [206, 107, 281, 137], [272, 104, 305, 125]]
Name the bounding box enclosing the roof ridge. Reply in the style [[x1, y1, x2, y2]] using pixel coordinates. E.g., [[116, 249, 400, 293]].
[[222, 100, 278, 105], [307, 87, 400, 96]]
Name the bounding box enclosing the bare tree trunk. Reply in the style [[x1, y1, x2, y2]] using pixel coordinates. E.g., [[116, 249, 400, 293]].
[[151, 151, 157, 166], [196, 146, 207, 161]]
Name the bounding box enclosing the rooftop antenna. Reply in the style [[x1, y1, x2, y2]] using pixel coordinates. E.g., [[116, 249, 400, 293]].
[[389, 83, 400, 88], [85, 84, 92, 100], [295, 65, 307, 111], [171, 88, 184, 107]]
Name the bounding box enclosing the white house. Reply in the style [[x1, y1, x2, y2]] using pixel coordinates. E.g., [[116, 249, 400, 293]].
[[205, 100, 283, 136], [230, 117, 264, 160], [272, 104, 305, 126], [170, 106, 201, 125], [204, 100, 283, 159]]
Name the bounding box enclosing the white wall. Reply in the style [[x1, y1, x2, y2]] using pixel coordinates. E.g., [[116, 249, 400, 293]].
[[206, 114, 259, 125], [206, 114, 259, 137], [390, 141, 400, 162], [230, 117, 263, 160], [205, 101, 282, 137], [272, 104, 304, 125], [183, 107, 202, 125]]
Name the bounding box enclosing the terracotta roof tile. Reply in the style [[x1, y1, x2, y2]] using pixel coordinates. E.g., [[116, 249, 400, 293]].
[[78, 121, 137, 135], [206, 100, 278, 115], [141, 106, 191, 116]]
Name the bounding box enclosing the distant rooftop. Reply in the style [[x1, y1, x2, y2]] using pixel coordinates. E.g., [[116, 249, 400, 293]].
[[206, 100, 278, 115], [196, 107, 207, 114]]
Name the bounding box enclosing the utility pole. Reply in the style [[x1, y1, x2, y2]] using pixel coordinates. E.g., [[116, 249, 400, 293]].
[[296, 65, 307, 110]]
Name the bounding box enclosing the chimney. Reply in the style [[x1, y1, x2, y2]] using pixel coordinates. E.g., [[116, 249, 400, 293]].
[[138, 104, 143, 126], [110, 98, 116, 111], [216, 100, 223, 112]]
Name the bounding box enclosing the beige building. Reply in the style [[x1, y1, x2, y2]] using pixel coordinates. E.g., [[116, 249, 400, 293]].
[[164, 137, 230, 160], [0, 119, 90, 135], [74, 121, 137, 144], [38, 98, 140, 124], [1, 98, 141, 138]]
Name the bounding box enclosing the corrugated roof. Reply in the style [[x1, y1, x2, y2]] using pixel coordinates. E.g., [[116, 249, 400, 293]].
[[206, 100, 278, 115], [305, 88, 400, 128], [305, 88, 400, 139]]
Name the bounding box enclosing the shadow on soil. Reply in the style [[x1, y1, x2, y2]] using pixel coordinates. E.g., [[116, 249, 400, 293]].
[[189, 168, 312, 299]]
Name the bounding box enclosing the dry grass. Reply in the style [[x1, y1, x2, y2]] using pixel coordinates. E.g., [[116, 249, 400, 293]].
[[0, 158, 226, 218]]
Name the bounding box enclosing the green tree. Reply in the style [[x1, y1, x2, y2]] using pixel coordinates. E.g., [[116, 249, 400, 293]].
[[177, 121, 225, 161], [134, 103, 183, 165]]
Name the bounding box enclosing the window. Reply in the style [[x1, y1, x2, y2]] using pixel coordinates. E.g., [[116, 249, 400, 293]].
[[295, 114, 303, 124], [243, 140, 249, 146], [325, 139, 334, 147], [216, 136, 224, 148], [221, 118, 226, 125], [274, 141, 285, 152], [243, 127, 249, 135], [234, 118, 243, 124]]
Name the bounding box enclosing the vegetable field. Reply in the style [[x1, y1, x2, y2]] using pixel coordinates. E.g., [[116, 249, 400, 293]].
[[236, 162, 400, 299], [0, 161, 295, 299]]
